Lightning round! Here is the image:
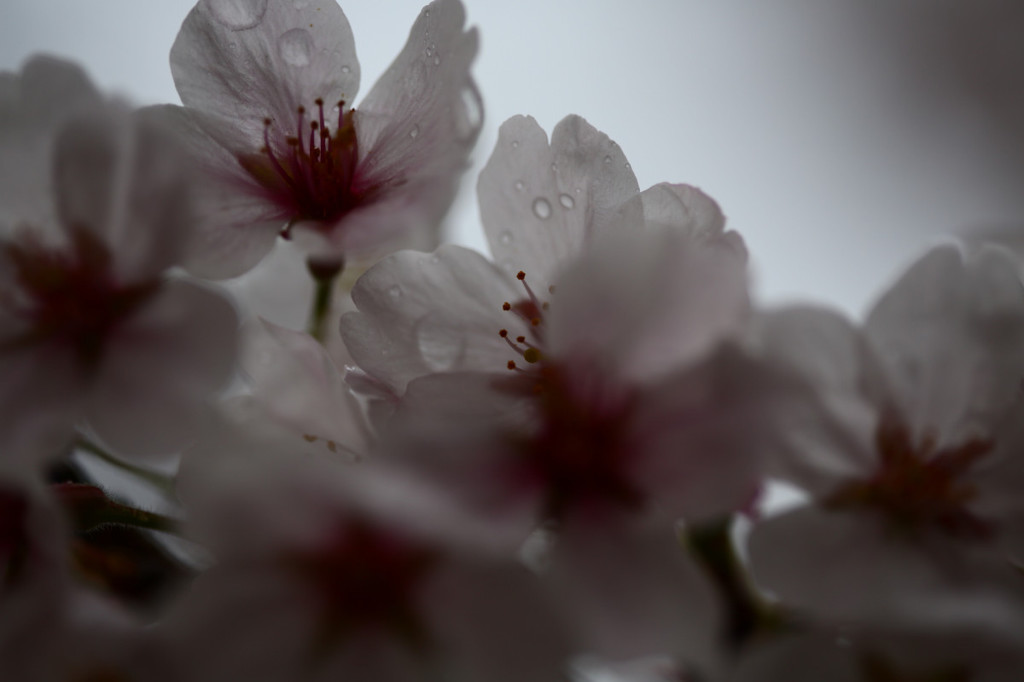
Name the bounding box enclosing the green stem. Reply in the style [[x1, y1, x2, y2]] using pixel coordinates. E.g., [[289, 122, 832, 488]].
[[685, 517, 783, 647], [75, 438, 176, 497], [306, 255, 344, 343]]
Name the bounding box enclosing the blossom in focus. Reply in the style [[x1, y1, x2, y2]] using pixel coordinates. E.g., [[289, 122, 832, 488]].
[[0, 56, 239, 464], [167, 0, 482, 278], [747, 243, 1024, 627]]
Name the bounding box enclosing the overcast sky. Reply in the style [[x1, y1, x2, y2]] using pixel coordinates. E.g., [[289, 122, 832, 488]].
[[3, 1, 1022, 316]]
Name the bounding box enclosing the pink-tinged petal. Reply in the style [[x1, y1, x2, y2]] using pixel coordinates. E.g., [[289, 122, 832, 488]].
[[548, 225, 749, 384], [548, 520, 721, 670], [0, 56, 102, 235], [170, 0, 360, 146], [636, 183, 727, 238], [748, 505, 1024, 632], [241, 319, 370, 458], [148, 105, 290, 279], [750, 306, 886, 494], [86, 279, 239, 457], [342, 245, 517, 393], [628, 347, 775, 523], [423, 558, 571, 682], [52, 108, 193, 282], [478, 115, 640, 291], [865, 244, 1024, 446]]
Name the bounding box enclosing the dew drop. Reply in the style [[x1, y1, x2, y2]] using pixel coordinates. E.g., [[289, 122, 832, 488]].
[[202, 0, 268, 30], [433, 56, 441, 66], [603, 155, 612, 164], [425, 46, 433, 57], [340, 65, 351, 74], [514, 181, 525, 192], [278, 28, 314, 66], [409, 125, 420, 139], [574, 187, 582, 194], [558, 193, 575, 209], [532, 197, 552, 220], [388, 285, 402, 299], [499, 231, 513, 245], [424, 8, 431, 16], [550, 163, 558, 172], [625, 162, 632, 171], [416, 319, 465, 372], [511, 140, 519, 149]]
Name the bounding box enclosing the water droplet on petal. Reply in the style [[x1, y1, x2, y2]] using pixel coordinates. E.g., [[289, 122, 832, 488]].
[[499, 231, 513, 245], [532, 198, 552, 220], [514, 181, 525, 191], [454, 86, 482, 141], [388, 285, 402, 299], [424, 8, 431, 16], [202, 0, 268, 30], [625, 162, 632, 170], [340, 65, 351, 74], [409, 125, 420, 139], [558, 193, 575, 209], [511, 140, 519, 149], [425, 46, 433, 57], [278, 28, 314, 66], [574, 187, 582, 194], [433, 56, 441, 66], [416, 319, 465, 372], [603, 155, 612, 164], [551, 163, 558, 172]]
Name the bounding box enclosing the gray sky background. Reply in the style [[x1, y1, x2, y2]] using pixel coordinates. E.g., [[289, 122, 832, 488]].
[[3, 1, 1022, 316]]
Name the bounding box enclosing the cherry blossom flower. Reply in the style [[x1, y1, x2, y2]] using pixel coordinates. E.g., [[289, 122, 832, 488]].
[[0, 56, 239, 464], [170, 440, 570, 682], [167, 0, 482, 278], [747, 243, 1024, 627]]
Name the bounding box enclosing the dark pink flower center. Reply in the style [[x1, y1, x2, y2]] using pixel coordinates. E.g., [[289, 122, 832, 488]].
[[1, 228, 158, 367], [825, 415, 993, 541], [289, 520, 437, 647], [0, 485, 30, 587], [497, 272, 643, 520], [240, 100, 375, 234]]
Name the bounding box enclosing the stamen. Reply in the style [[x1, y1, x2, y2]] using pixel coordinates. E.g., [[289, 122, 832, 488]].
[[502, 302, 512, 311]]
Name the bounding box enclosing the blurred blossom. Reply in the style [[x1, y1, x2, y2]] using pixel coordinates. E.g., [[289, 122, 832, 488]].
[[0, 56, 238, 465]]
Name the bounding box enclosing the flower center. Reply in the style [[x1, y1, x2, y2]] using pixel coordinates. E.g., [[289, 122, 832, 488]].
[[496, 272, 643, 520], [288, 520, 437, 649], [825, 414, 993, 541], [0, 485, 29, 588], [1, 228, 158, 367], [239, 99, 370, 233]]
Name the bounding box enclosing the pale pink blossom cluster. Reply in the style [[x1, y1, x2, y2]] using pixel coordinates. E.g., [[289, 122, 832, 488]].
[[2, 1, 1024, 680]]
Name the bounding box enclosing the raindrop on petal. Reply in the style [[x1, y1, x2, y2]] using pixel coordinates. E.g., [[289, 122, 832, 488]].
[[511, 140, 519, 149], [340, 65, 351, 74], [416, 319, 465, 372], [433, 56, 441, 66], [532, 198, 552, 220], [499, 231, 514, 245], [388, 285, 402, 299], [202, 0, 268, 30], [409, 125, 420, 139], [278, 28, 314, 67], [558, 193, 575, 209], [514, 181, 525, 191], [603, 155, 612, 164]]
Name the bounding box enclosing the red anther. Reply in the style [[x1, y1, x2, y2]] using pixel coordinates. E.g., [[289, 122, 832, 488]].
[[517, 271, 526, 280], [542, 302, 550, 311], [531, 318, 541, 326], [507, 360, 517, 370], [548, 285, 556, 294], [499, 329, 509, 338], [516, 336, 526, 343], [311, 121, 319, 130], [502, 302, 512, 311], [315, 98, 324, 106], [298, 106, 306, 114], [263, 117, 272, 126]]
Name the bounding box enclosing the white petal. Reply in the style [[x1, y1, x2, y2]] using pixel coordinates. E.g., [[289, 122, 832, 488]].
[[865, 244, 1024, 446], [241, 319, 369, 458], [750, 306, 885, 494], [548, 225, 748, 384], [86, 279, 239, 457], [170, 0, 360, 147], [342, 245, 517, 393], [548, 520, 721, 669], [478, 115, 640, 292], [350, 0, 480, 250]]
